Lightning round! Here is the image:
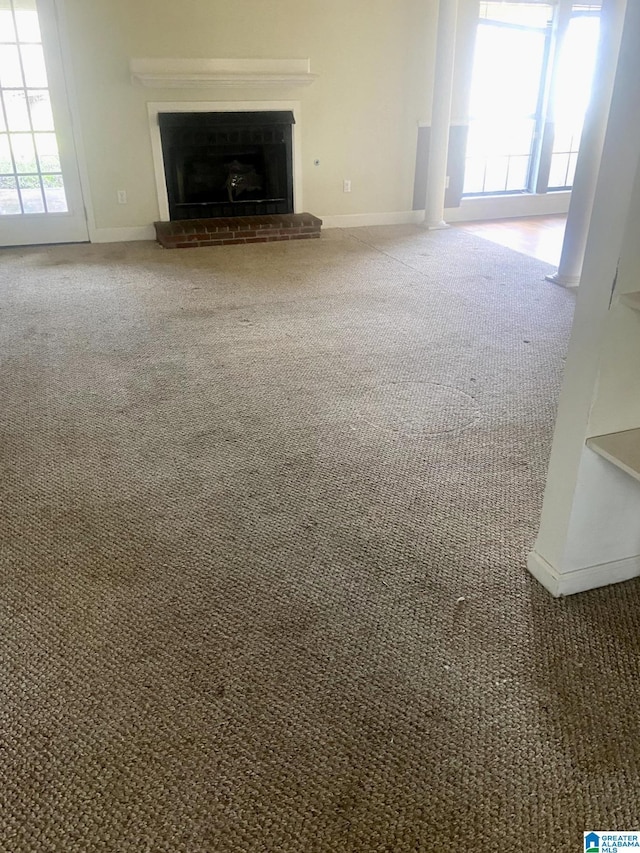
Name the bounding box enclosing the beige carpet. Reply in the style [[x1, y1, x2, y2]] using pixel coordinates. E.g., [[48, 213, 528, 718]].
[[1, 225, 638, 852]]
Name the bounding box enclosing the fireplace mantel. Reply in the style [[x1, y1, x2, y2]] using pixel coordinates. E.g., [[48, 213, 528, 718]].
[[130, 58, 318, 89]]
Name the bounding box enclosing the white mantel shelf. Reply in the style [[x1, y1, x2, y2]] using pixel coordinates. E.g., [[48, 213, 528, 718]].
[[130, 58, 318, 89]]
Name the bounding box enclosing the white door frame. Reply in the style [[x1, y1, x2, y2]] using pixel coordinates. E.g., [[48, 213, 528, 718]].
[[0, 0, 92, 245], [51, 0, 96, 240]]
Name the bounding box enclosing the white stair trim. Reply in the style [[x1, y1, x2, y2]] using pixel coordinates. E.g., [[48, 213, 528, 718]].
[[527, 549, 640, 596]]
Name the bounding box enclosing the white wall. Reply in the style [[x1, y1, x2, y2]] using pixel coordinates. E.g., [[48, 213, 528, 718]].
[[60, 0, 438, 233]]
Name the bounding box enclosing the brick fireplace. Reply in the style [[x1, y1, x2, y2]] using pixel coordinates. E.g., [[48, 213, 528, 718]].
[[148, 99, 319, 248], [154, 212, 322, 249]]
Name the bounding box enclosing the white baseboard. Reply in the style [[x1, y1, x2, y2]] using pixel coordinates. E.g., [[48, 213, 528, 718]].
[[321, 194, 570, 229], [88, 194, 571, 241], [527, 549, 640, 597], [320, 210, 424, 229], [445, 191, 571, 223], [90, 225, 156, 243], [545, 271, 580, 288]]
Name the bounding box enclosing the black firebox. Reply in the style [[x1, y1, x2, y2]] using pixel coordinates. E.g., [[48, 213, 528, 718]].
[[158, 111, 295, 220]]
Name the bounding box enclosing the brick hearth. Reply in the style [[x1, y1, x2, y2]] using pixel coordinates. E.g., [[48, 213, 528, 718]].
[[154, 212, 322, 249]]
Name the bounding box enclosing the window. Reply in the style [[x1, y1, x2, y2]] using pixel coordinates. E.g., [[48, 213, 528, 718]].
[[463, 1, 602, 197], [546, 7, 600, 189], [0, 0, 68, 215]]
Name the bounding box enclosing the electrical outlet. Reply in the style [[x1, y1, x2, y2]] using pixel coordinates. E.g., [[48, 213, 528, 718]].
[[445, 176, 450, 189], [117, 189, 127, 204], [343, 179, 351, 193]]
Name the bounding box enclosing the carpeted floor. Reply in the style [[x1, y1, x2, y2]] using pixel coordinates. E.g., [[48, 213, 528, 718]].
[[1, 225, 639, 852]]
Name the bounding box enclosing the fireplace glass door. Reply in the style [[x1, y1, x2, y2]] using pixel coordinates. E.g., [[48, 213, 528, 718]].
[[159, 111, 295, 220]]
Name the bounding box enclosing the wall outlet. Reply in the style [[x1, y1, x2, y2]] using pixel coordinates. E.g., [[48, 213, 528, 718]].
[[343, 179, 351, 193], [117, 189, 127, 204]]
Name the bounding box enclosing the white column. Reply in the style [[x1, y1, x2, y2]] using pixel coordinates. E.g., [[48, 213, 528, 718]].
[[528, 0, 640, 596], [546, 0, 627, 287], [423, 0, 459, 230]]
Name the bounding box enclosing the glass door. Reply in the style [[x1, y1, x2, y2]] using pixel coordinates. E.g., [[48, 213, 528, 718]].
[[461, 1, 603, 198], [0, 0, 88, 245], [545, 8, 601, 189], [463, 2, 553, 196]]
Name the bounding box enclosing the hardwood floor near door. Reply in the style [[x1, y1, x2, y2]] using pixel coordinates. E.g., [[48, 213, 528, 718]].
[[456, 214, 567, 265]]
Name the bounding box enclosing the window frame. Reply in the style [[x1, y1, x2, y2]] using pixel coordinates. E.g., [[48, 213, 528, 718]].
[[462, 0, 602, 199]]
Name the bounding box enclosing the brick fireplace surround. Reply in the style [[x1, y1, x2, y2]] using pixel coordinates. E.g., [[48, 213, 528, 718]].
[[154, 212, 322, 249], [145, 94, 317, 249]]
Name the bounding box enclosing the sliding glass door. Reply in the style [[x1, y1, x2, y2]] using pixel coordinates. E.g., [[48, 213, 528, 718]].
[[463, 2, 551, 195], [463, 1, 602, 198], [545, 7, 601, 189]]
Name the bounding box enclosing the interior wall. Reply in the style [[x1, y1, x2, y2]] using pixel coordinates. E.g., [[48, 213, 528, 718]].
[[59, 0, 438, 232]]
